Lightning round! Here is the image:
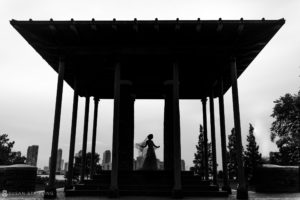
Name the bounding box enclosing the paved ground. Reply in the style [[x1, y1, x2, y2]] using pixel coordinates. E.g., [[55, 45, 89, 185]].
[[1, 189, 300, 200]]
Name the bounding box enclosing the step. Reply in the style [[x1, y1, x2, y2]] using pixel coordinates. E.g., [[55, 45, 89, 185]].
[[75, 184, 109, 190], [184, 190, 228, 197], [65, 189, 109, 197], [65, 189, 228, 197], [183, 185, 219, 191]]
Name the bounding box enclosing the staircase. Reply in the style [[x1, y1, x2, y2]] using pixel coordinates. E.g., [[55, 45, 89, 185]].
[[65, 171, 228, 197]]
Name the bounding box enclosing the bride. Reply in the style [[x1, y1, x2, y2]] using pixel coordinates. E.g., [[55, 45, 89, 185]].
[[135, 134, 160, 170]]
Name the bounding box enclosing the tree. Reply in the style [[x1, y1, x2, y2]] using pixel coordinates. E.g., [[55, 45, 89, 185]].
[[73, 151, 101, 179], [227, 128, 244, 180], [244, 124, 262, 181], [0, 134, 26, 165], [190, 125, 205, 179], [207, 143, 214, 177], [270, 91, 300, 165], [190, 124, 213, 179]]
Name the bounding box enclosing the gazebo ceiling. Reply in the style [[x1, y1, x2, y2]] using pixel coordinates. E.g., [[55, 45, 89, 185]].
[[10, 18, 284, 99]]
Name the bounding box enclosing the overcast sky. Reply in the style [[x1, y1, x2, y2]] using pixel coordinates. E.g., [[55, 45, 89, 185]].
[[0, 0, 299, 170]]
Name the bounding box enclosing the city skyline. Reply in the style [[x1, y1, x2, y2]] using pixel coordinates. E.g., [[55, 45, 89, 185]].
[[0, 1, 299, 170]]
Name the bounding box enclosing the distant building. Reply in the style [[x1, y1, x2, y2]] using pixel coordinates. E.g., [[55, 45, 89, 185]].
[[26, 145, 39, 166], [61, 159, 64, 171], [64, 162, 68, 172], [49, 148, 63, 172], [181, 160, 185, 171], [102, 150, 111, 170], [102, 150, 111, 165], [56, 149, 62, 172]]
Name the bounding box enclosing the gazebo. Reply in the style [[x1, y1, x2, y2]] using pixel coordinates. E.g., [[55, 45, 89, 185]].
[[11, 18, 284, 199]]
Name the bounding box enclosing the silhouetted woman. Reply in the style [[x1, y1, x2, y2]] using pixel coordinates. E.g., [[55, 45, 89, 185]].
[[140, 134, 160, 170]]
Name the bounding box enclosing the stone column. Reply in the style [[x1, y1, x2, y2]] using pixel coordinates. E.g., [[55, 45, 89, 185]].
[[44, 56, 65, 198], [218, 77, 231, 193], [209, 92, 218, 186], [118, 85, 135, 172], [90, 97, 100, 179], [172, 62, 182, 197], [164, 90, 174, 172], [110, 62, 121, 197], [66, 79, 79, 189], [80, 96, 90, 183], [201, 98, 209, 181], [230, 57, 248, 199]]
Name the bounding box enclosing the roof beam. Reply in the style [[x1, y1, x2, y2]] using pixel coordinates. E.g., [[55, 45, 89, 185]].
[[175, 18, 180, 31], [112, 18, 117, 31], [70, 19, 80, 41], [133, 18, 138, 32], [216, 18, 223, 32], [154, 18, 159, 32], [237, 18, 244, 35], [196, 18, 202, 32], [90, 18, 97, 31]]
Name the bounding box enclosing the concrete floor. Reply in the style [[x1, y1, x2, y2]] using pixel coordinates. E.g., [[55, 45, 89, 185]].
[[2, 189, 300, 200]]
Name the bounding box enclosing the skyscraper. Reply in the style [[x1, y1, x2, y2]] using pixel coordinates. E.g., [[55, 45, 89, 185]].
[[26, 145, 39, 166], [61, 159, 64, 171], [102, 150, 111, 170], [56, 148, 62, 172], [49, 148, 63, 172], [64, 162, 68, 172]]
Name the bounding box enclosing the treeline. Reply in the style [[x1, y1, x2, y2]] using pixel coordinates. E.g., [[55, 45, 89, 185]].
[[190, 123, 262, 182]]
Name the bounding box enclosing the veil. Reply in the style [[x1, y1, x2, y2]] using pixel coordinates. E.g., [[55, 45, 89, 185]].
[[135, 136, 148, 159]]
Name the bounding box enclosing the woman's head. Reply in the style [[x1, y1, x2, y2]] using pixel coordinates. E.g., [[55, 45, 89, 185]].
[[147, 134, 153, 140]]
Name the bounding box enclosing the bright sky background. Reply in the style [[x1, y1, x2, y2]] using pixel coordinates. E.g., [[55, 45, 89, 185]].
[[0, 0, 299, 170]]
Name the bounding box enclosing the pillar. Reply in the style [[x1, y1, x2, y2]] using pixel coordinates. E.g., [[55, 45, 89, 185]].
[[164, 91, 174, 172], [90, 97, 99, 179], [66, 79, 79, 189], [230, 57, 248, 199], [80, 96, 90, 183], [172, 62, 182, 197], [118, 87, 134, 172], [44, 56, 65, 198], [209, 92, 218, 186], [218, 77, 231, 193], [201, 98, 209, 181], [110, 62, 121, 197]]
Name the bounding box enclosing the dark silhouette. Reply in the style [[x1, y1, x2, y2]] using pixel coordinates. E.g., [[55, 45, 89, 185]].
[[190, 125, 214, 179], [270, 91, 300, 165], [190, 125, 205, 178], [244, 123, 262, 181], [140, 134, 160, 170], [227, 128, 244, 180], [73, 151, 101, 180], [0, 134, 26, 165]]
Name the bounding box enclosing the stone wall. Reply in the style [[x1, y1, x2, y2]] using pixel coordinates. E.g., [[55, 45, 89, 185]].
[[0, 164, 37, 192], [254, 164, 300, 193]]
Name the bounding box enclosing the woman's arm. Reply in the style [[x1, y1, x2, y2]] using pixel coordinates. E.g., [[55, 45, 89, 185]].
[[153, 142, 160, 148]]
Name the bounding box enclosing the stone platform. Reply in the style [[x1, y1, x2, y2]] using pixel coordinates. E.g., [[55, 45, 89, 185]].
[[65, 171, 228, 197]]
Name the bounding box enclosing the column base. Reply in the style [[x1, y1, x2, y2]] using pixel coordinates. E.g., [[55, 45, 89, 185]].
[[222, 185, 232, 194], [236, 186, 248, 199], [44, 186, 57, 199], [109, 187, 119, 198], [172, 188, 183, 199]]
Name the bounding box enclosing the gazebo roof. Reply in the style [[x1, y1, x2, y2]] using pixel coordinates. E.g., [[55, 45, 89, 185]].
[[10, 18, 284, 99]]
